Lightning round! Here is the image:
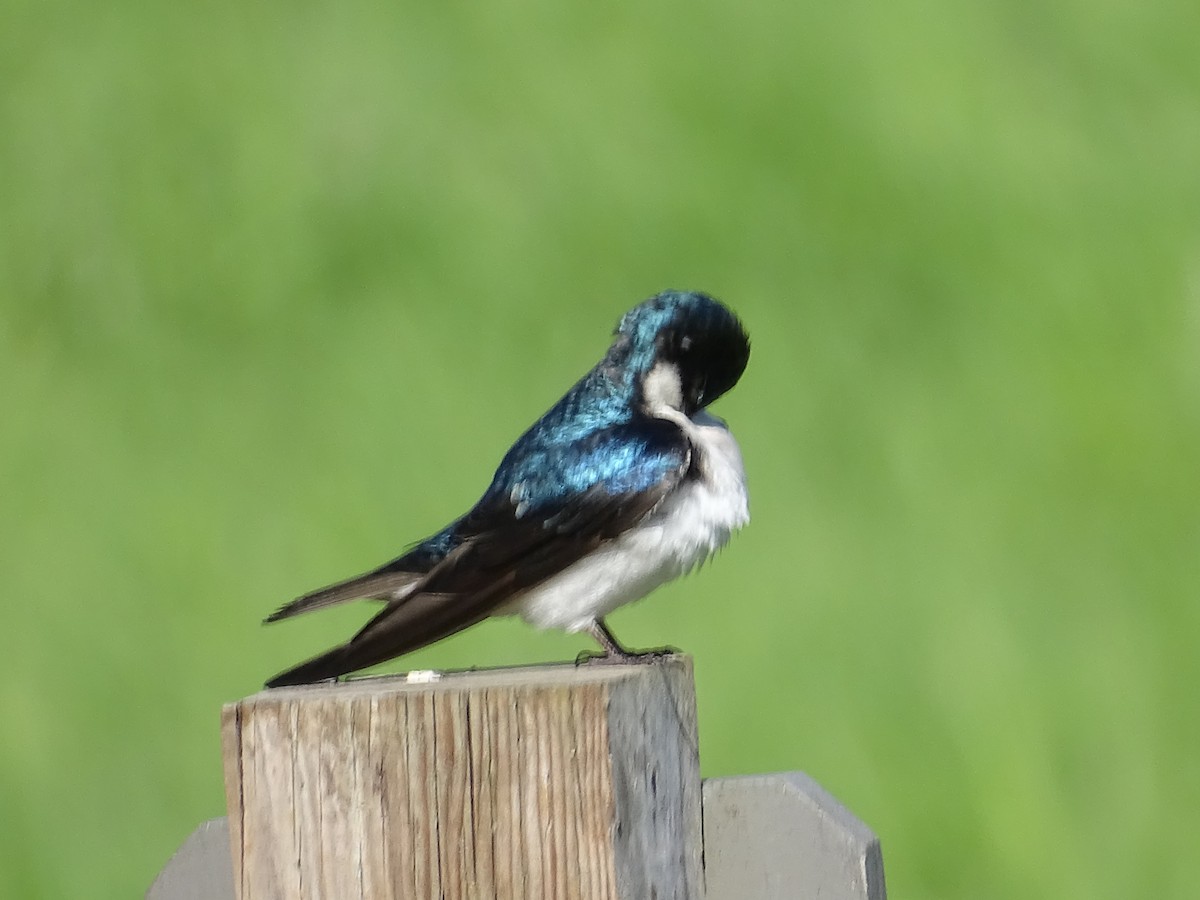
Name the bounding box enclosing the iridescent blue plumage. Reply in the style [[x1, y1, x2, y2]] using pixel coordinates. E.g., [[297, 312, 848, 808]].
[[489, 421, 688, 515]]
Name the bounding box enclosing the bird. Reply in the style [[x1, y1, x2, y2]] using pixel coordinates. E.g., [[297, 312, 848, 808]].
[[263, 290, 750, 687]]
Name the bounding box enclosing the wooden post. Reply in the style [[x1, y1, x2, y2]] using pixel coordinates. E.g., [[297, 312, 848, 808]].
[[221, 658, 702, 900]]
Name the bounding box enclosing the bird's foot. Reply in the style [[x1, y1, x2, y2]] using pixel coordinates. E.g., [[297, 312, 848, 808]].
[[574, 646, 683, 667]]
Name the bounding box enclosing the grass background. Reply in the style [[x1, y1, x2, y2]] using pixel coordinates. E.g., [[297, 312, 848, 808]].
[[2, 1, 1198, 897]]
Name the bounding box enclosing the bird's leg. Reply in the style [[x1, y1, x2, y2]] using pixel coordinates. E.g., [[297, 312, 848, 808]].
[[575, 618, 681, 666], [590, 618, 631, 655]]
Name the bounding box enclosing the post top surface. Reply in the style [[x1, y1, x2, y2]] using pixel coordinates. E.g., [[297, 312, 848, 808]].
[[229, 654, 694, 707]]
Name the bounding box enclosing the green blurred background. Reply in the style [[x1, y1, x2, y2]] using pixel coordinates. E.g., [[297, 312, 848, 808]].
[[2, 1, 1197, 897]]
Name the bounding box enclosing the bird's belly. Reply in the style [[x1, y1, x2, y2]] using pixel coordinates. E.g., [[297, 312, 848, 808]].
[[506, 418, 749, 633]]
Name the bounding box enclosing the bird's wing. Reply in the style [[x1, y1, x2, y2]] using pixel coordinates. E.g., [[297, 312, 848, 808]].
[[263, 527, 461, 623], [263, 569, 425, 623], [265, 418, 690, 686]]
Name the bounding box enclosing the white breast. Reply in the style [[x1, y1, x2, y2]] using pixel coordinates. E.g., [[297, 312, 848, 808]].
[[508, 410, 749, 633]]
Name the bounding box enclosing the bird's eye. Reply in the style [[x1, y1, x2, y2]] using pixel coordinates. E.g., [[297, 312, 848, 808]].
[[679, 335, 693, 353]]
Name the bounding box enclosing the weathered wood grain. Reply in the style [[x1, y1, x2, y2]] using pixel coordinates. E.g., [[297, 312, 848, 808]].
[[221, 657, 701, 900]]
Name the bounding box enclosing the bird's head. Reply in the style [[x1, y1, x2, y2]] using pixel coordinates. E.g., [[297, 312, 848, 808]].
[[613, 290, 750, 418]]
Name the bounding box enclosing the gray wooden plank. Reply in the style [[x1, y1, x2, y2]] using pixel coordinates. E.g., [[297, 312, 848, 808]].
[[145, 818, 235, 900], [702, 772, 887, 900]]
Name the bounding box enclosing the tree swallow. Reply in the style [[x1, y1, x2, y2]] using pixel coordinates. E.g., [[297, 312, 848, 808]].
[[264, 290, 750, 687]]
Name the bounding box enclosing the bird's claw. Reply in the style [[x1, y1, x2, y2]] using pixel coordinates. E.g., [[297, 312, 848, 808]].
[[574, 646, 683, 667]]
